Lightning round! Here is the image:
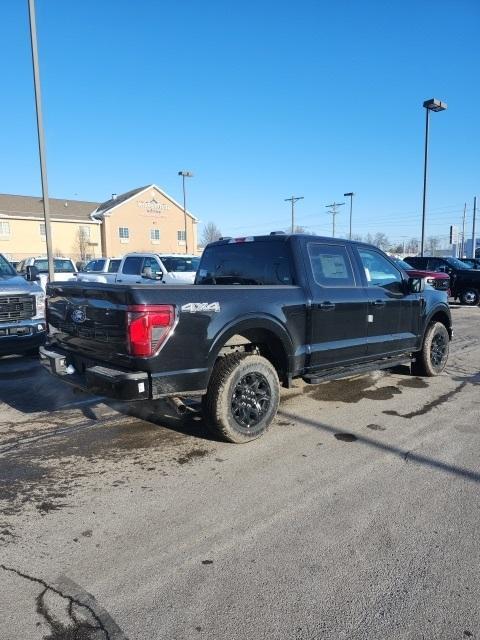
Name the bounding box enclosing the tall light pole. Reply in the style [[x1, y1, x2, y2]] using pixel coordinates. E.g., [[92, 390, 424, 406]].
[[178, 170, 193, 253], [471, 196, 477, 258], [28, 0, 54, 282], [420, 98, 447, 257], [284, 196, 304, 233], [344, 192, 354, 239], [325, 201, 345, 238]]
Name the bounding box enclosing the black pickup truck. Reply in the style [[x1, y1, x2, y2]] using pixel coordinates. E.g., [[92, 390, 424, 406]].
[[40, 235, 452, 443], [405, 256, 480, 305]]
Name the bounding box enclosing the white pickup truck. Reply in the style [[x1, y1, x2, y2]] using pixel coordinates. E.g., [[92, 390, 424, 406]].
[[75, 257, 122, 283], [16, 257, 78, 291], [75, 253, 201, 285]]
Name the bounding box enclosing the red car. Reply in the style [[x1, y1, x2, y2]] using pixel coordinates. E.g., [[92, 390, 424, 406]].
[[392, 258, 450, 293]]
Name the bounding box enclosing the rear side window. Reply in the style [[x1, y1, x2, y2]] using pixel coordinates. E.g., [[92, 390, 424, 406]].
[[122, 256, 143, 275], [108, 259, 121, 273], [196, 241, 294, 285], [307, 243, 355, 287]]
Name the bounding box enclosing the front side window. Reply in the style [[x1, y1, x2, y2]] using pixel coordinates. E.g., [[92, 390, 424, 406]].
[[307, 243, 355, 287], [119, 227, 130, 242], [142, 256, 162, 277], [0, 222, 11, 237], [0, 254, 15, 275], [358, 248, 403, 293], [121, 256, 143, 275]]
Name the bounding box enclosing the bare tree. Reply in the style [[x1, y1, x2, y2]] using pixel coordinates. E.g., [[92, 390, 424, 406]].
[[201, 222, 222, 246], [73, 227, 89, 261], [372, 232, 390, 251], [405, 237, 419, 254], [351, 233, 363, 242], [364, 233, 375, 245], [389, 243, 403, 254], [426, 236, 440, 256]]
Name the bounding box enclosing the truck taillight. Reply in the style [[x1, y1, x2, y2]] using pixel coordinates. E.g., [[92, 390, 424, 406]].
[[126, 305, 175, 357]]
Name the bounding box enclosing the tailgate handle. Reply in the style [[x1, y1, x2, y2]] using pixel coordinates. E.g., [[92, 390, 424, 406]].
[[319, 301, 335, 310]]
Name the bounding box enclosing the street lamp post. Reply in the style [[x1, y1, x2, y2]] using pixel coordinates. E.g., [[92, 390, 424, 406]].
[[420, 98, 447, 256], [28, 0, 54, 282], [178, 170, 193, 254], [344, 192, 354, 239]]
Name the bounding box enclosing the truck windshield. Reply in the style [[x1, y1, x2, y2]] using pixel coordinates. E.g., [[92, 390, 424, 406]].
[[0, 254, 15, 276], [34, 259, 74, 273], [444, 257, 473, 270], [196, 241, 294, 285], [160, 257, 200, 273]]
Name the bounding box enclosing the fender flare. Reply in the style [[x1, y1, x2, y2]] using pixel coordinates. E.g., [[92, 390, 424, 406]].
[[206, 313, 294, 371]]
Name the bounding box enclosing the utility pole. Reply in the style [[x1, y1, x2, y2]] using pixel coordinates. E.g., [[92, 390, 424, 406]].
[[471, 196, 477, 258], [28, 0, 54, 282], [460, 202, 467, 258], [325, 201, 345, 238], [284, 196, 304, 233]]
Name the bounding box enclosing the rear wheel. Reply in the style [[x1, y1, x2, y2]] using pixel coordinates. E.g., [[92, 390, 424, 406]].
[[203, 353, 280, 443], [459, 288, 479, 306], [411, 321, 449, 377]]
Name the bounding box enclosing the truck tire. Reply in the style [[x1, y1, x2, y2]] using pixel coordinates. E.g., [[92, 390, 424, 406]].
[[411, 321, 449, 377], [459, 288, 479, 306], [203, 352, 280, 443]]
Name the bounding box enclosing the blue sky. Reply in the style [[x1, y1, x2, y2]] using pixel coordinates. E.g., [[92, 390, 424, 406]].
[[0, 0, 478, 244]]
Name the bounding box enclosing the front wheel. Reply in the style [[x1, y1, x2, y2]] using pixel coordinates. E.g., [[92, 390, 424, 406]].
[[459, 288, 479, 306], [203, 353, 280, 443], [411, 322, 450, 377]]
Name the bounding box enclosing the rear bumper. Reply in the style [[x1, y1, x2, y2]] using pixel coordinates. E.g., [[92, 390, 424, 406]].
[[39, 345, 208, 401]]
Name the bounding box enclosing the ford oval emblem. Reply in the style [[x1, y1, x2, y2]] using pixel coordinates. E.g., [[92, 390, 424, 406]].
[[71, 308, 86, 324]]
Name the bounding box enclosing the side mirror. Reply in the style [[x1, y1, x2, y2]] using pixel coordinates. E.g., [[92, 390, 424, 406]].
[[408, 276, 425, 293], [25, 265, 40, 281], [142, 267, 163, 280]]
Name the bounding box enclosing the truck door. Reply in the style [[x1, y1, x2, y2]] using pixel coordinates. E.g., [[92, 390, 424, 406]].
[[305, 241, 369, 368], [354, 246, 420, 356]]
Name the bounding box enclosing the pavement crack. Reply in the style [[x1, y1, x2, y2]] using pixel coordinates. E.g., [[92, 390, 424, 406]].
[[1, 564, 111, 639]]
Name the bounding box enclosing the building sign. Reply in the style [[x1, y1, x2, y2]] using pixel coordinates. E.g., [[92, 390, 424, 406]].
[[137, 198, 170, 216]]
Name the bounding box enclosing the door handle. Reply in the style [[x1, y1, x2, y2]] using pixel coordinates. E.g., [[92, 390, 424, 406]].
[[319, 301, 336, 310], [117, 279, 122, 283], [373, 299, 385, 307]]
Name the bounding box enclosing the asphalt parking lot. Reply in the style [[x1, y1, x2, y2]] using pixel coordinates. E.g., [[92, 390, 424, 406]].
[[1, 305, 479, 640]]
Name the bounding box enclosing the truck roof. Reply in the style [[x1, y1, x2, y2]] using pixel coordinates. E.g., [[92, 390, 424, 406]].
[[208, 233, 366, 247]]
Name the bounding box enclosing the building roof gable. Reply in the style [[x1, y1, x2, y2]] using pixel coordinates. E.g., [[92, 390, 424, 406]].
[[91, 184, 198, 221]]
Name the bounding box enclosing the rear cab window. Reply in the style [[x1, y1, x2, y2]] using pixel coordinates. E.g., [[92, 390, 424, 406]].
[[196, 240, 295, 285], [307, 243, 356, 287]]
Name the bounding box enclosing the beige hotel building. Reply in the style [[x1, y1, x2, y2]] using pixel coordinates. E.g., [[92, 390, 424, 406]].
[[0, 184, 199, 263]]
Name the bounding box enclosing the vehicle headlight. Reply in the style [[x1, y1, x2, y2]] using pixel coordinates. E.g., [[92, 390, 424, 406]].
[[33, 292, 46, 319], [425, 277, 435, 286]]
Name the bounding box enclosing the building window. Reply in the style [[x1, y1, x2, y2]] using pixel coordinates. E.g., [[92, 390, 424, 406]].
[[0, 222, 10, 239], [39, 223, 46, 236], [177, 230, 186, 244], [119, 227, 130, 243], [150, 228, 160, 244]]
